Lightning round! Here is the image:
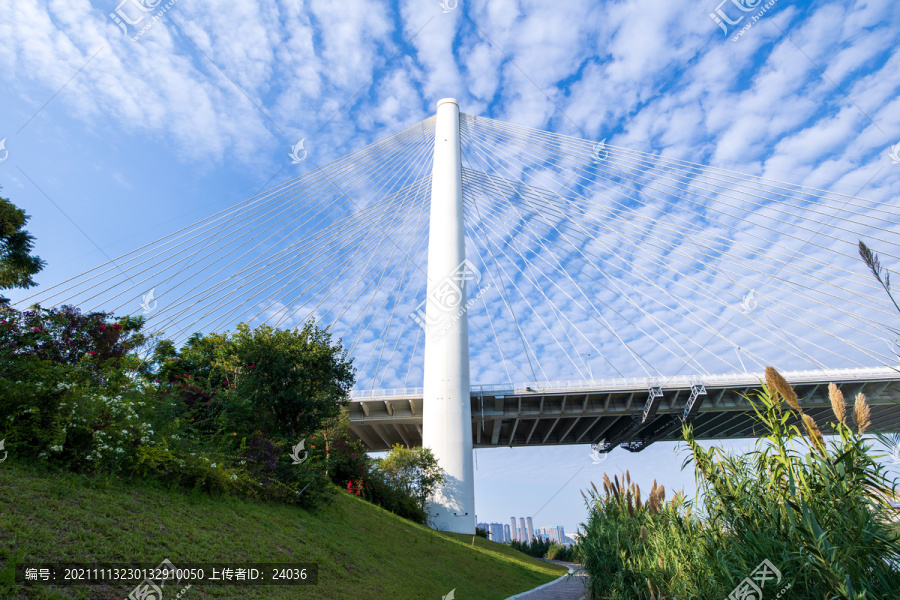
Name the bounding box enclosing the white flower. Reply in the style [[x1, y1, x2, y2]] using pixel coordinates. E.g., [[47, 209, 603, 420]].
[[240, 460, 246, 465], [230, 475, 238, 480], [211, 463, 217, 468], [49, 445, 63, 453]]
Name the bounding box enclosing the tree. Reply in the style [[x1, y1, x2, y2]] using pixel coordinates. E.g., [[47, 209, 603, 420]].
[[375, 444, 446, 511], [231, 320, 355, 439], [0, 192, 45, 291]]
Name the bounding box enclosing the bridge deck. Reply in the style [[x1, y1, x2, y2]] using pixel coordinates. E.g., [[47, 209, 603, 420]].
[[346, 367, 900, 452]]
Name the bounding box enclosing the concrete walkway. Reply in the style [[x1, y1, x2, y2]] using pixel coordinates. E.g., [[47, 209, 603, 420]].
[[503, 560, 589, 600]]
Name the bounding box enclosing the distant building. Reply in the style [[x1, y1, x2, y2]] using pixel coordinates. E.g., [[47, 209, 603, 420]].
[[548, 525, 565, 544], [489, 522, 504, 542], [526, 517, 535, 543], [510, 517, 518, 542], [519, 518, 527, 543], [504, 523, 511, 542], [477, 521, 489, 533]]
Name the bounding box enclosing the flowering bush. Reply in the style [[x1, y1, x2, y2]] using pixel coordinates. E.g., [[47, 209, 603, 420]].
[[2, 305, 345, 511], [0, 304, 145, 368]]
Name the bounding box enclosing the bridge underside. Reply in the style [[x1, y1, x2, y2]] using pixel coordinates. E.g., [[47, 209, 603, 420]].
[[347, 369, 900, 452]]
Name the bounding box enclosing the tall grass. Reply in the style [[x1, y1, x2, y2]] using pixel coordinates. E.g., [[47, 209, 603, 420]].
[[578, 367, 900, 599]]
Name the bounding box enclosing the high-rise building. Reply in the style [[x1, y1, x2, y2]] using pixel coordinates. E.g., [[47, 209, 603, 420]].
[[548, 525, 565, 544], [526, 517, 535, 543], [489, 522, 504, 542], [519, 518, 527, 543], [477, 521, 489, 533], [510, 517, 518, 542], [504, 524, 511, 543]]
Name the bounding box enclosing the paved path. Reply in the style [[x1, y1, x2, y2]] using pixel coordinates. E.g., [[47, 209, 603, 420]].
[[504, 560, 589, 600]]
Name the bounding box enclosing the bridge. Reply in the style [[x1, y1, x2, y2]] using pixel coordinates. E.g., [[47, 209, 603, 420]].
[[348, 367, 900, 452], [20, 99, 900, 534]]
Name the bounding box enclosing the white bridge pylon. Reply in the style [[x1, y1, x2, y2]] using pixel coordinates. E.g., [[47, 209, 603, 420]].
[[422, 99, 475, 534]]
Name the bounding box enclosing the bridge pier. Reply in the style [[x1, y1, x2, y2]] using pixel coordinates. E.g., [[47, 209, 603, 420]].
[[422, 98, 476, 534]]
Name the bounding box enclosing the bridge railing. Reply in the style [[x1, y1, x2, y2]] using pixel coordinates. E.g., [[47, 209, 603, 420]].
[[349, 366, 900, 400]]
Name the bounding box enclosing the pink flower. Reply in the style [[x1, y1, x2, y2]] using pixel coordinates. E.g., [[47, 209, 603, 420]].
[[87, 351, 97, 356], [99, 325, 107, 332], [31, 327, 41, 333], [112, 323, 122, 331]]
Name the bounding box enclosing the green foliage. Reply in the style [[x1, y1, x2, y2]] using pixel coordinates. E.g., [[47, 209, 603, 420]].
[[357, 467, 427, 523], [230, 321, 354, 440], [579, 472, 714, 599], [1, 306, 351, 511], [545, 542, 576, 561], [0, 193, 45, 291], [475, 526, 489, 539], [509, 537, 551, 558], [578, 371, 900, 599], [375, 444, 446, 512], [2, 301, 448, 521]]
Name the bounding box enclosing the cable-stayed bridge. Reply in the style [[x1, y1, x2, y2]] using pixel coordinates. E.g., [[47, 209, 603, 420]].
[[19, 99, 900, 533], [348, 367, 900, 452]]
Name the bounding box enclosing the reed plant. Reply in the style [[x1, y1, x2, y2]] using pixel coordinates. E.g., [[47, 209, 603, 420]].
[[578, 367, 900, 599]]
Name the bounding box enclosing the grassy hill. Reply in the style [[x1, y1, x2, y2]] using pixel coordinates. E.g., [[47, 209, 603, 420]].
[[0, 461, 568, 599]]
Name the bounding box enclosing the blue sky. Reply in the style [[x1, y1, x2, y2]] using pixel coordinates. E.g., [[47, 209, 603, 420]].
[[2, 0, 900, 533]]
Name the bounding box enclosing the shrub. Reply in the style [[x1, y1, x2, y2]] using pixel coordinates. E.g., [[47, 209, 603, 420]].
[[578, 367, 900, 599], [1, 305, 348, 512], [509, 538, 551, 558], [375, 444, 446, 514], [545, 542, 576, 561], [361, 467, 427, 523]]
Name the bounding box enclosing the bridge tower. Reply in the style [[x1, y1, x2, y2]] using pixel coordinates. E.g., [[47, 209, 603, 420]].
[[422, 98, 476, 534]]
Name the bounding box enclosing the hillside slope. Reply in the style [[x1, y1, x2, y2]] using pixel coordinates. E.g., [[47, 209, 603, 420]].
[[0, 461, 568, 599]]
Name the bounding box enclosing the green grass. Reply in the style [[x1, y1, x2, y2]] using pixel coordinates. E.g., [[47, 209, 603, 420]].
[[0, 461, 568, 599]]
